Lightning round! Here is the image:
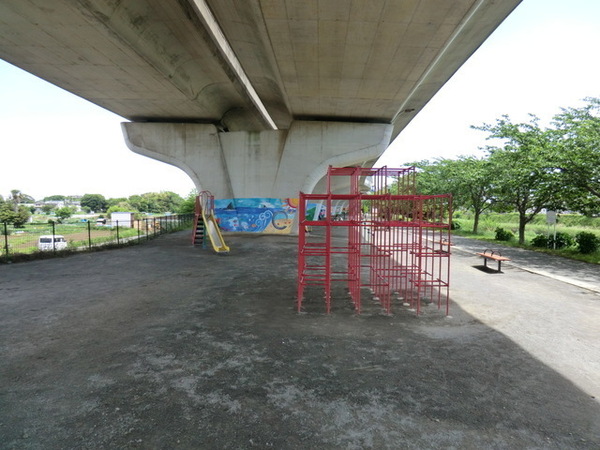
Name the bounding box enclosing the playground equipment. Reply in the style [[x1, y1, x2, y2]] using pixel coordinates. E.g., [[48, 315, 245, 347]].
[[297, 166, 451, 315], [192, 191, 230, 254]]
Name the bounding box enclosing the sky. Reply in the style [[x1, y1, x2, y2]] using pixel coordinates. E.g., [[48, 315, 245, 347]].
[[378, 0, 600, 166], [1, 0, 599, 201]]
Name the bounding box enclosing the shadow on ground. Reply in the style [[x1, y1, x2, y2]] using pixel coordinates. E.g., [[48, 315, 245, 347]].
[[472, 264, 504, 274], [0, 232, 598, 449]]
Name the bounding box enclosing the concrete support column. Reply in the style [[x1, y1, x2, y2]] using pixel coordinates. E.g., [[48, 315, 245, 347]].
[[122, 120, 392, 198]]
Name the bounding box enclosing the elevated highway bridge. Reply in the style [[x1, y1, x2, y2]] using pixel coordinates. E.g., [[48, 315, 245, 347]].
[[0, 0, 521, 198]]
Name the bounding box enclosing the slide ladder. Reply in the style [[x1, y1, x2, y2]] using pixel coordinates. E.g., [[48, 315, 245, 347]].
[[192, 191, 229, 254], [192, 213, 205, 247]]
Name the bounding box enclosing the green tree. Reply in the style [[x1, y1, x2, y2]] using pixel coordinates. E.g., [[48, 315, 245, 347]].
[[0, 202, 16, 224], [127, 191, 184, 213], [156, 191, 183, 213], [12, 205, 31, 228], [411, 159, 450, 195], [41, 204, 56, 214], [0, 204, 30, 227], [547, 97, 600, 215], [458, 157, 499, 234], [177, 190, 198, 214], [128, 194, 150, 212], [107, 197, 127, 209], [1, 192, 32, 226], [10, 190, 22, 208], [80, 194, 108, 213], [476, 115, 559, 244], [106, 202, 136, 215], [9, 190, 34, 209], [43, 195, 66, 201], [414, 156, 496, 233], [55, 206, 75, 221]]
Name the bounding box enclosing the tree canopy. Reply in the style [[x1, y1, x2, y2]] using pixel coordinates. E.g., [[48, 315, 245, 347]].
[[474, 115, 561, 244], [177, 190, 199, 214], [546, 97, 600, 215], [414, 98, 599, 244], [2, 189, 189, 224], [43, 195, 66, 201], [0, 191, 32, 226], [80, 194, 108, 213], [55, 206, 76, 221], [413, 156, 495, 233]]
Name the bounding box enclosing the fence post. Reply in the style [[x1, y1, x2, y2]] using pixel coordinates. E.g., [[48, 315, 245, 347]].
[[3, 222, 8, 257], [51, 221, 56, 254], [116, 220, 120, 245], [153, 218, 157, 238], [137, 219, 141, 242], [87, 221, 92, 250]]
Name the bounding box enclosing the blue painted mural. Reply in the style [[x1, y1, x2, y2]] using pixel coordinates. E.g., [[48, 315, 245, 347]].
[[214, 198, 298, 234]]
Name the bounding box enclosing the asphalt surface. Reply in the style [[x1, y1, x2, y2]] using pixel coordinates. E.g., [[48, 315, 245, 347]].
[[451, 235, 600, 294], [0, 230, 599, 449]]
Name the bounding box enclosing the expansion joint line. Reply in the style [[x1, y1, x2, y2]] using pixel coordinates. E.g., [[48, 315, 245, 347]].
[[190, 0, 278, 130]]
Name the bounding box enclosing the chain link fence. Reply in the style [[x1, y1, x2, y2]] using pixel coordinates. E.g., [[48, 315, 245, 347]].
[[1, 214, 194, 262]]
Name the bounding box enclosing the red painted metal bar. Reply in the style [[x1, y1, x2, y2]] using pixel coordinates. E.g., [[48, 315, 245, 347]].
[[297, 166, 450, 316]]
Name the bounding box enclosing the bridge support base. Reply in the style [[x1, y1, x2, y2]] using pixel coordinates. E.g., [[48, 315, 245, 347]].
[[122, 120, 392, 199]]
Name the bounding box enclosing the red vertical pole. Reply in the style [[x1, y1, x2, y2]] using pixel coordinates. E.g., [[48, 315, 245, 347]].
[[297, 193, 310, 313], [324, 193, 332, 313]]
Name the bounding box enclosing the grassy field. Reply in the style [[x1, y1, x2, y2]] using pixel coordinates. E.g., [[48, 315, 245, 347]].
[[2, 222, 140, 255], [452, 212, 600, 264]]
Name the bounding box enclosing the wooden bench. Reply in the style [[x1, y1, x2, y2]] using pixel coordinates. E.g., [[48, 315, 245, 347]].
[[475, 249, 511, 272]]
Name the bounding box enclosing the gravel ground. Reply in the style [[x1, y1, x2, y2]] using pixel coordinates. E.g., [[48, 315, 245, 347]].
[[0, 231, 598, 449]]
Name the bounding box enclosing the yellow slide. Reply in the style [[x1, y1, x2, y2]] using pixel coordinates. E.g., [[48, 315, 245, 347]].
[[198, 191, 229, 254], [202, 209, 230, 254]]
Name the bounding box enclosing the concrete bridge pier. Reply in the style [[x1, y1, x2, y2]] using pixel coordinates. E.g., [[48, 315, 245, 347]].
[[122, 121, 393, 199]]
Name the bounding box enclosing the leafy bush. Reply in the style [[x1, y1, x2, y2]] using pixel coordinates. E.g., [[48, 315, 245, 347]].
[[575, 232, 600, 254], [451, 220, 461, 230], [531, 232, 573, 249], [531, 234, 548, 248], [548, 232, 574, 249], [494, 227, 514, 241]]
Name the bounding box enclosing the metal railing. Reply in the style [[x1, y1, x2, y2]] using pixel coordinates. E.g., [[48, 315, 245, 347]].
[[1, 214, 194, 262]]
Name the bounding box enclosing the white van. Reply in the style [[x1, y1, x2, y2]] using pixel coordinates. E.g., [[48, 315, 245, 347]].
[[38, 235, 68, 251]]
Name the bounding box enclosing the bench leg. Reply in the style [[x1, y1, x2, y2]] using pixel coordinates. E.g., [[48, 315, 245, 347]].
[[497, 260, 501, 272]]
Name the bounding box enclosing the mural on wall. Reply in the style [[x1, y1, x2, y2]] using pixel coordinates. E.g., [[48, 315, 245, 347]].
[[304, 201, 349, 221], [214, 198, 298, 234], [305, 202, 323, 220]]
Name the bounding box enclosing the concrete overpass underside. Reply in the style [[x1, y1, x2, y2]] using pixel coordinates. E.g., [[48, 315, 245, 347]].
[[0, 0, 521, 198]]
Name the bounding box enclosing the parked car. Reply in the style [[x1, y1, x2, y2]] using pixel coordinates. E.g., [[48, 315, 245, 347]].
[[38, 235, 68, 251]]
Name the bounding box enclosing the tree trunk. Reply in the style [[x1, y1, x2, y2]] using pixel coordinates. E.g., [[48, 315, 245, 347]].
[[472, 210, 480, 234], [518, 213, 527, 245]]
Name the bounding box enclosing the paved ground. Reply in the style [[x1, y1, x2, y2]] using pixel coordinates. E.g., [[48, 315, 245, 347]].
[[452, 235, 600, 294], [0, 231, 599, 449]]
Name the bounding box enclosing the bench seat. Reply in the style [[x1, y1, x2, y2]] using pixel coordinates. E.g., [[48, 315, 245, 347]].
[[476, 249, 511, 272]]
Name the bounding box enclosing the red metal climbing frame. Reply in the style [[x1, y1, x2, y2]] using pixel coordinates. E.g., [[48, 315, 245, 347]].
[[297, 166, 452, 315]]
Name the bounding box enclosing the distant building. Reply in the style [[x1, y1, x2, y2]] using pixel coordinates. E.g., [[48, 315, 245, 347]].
[[110, 212, 135, 228]]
